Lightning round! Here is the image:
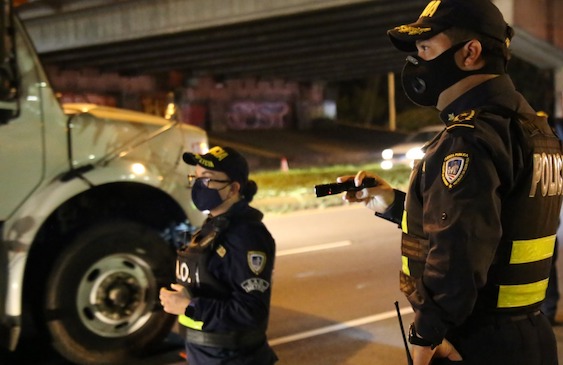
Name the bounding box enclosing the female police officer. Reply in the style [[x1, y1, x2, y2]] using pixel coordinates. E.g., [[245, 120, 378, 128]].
[[160, 146, 278, 365], [339, 0, 563, 364]]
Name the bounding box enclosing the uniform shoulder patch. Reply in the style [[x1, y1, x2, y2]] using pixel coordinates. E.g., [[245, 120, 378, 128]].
[[248, 251, 267, 275], [442, 153, 469, 188], [447, 109, 476, 130], [241, 278, 270, 293]]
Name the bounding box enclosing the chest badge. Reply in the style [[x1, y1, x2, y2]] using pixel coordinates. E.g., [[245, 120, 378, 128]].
[[442, 153, 469, 188], [248, 251, 267, 275], [216, 245, 227, 258]]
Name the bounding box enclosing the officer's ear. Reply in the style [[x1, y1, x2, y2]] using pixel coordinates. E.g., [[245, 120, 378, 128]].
[[229, 181, 241, 196], [460, 39, 485, 70]]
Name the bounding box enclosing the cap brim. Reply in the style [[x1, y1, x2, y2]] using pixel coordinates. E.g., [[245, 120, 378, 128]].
[[387, 21, 448, 52], [182, 152, 198, 165]]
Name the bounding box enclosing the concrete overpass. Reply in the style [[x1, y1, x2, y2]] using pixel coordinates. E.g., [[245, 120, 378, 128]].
[[16, 0, 563, 80], [13, 0, 563, 126], [16, 0, 432, 82]]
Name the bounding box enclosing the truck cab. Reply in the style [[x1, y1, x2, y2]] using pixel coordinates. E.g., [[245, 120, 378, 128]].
[[0, 2, 207, 363]]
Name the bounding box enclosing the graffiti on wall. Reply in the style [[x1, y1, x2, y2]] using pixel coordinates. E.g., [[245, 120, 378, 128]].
[[227, 101, 290, 129], [57, 92, 117, 107], [181, 104, 207, 128]]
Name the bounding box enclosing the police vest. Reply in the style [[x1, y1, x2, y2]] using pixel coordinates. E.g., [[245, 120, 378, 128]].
[[175, 217, 230, 300], [176, 214, 269, 350], [400, 108, 563, 313]]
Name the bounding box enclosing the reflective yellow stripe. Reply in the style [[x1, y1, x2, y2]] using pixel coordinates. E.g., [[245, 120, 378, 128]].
[[497, 279, 548, 308], [178, 314, 204, 330], [401, 210, 408, 233], [402, 255, 410, 276], [510, 235, 555, 264]]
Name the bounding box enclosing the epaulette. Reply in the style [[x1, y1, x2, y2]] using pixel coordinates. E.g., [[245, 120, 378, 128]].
[[445, 109, 477, 130]]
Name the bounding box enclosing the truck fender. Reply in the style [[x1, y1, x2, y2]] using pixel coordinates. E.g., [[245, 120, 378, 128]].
[[1, 174, 91, 351], [3, 158, 172, 313]]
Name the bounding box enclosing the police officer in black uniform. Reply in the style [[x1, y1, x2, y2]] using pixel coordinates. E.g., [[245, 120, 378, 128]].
[[339, 0, 563, 364], [160, 146, 278, 365]]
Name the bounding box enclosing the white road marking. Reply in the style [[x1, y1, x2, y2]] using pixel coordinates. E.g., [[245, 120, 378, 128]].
[[276, 240, 352, 257], [269, 306, 414, 346]]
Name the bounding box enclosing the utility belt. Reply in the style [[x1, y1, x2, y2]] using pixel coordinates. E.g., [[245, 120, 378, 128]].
[[465, 310, 542, 328], [184, 327, 266, 350]]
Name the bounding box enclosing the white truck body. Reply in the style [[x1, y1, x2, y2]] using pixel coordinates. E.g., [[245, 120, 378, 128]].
[[0, 7, 207, 364]]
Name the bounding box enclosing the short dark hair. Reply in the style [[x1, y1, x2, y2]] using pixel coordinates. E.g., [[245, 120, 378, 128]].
[[443, 26, 512, 64]]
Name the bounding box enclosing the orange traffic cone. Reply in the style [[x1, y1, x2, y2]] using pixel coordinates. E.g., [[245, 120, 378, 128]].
[[280, 157, 289, 172]]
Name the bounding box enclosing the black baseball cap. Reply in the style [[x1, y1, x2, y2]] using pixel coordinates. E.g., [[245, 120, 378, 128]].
[[388, 0, 513, 52], [183, 146, 249, 187]]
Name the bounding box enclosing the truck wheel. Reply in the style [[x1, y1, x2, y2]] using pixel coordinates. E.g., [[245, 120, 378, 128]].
[[44, 220, 177, 365]]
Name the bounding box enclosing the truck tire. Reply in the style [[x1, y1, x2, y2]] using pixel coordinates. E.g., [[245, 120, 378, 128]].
[[44, 220, 177, 365]]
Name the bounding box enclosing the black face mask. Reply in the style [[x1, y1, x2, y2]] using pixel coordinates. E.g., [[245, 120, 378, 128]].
[[191, 179, 230, 212], [399, 41, 508, 107]]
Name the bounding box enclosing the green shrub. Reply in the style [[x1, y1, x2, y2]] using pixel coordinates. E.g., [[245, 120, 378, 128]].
[[396, 108, 441, 132], [250, 163, 411, 214]]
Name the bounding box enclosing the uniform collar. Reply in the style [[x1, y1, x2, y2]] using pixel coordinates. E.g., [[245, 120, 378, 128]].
[[440, 74, 516, 124], [206, 199, 263, 227]]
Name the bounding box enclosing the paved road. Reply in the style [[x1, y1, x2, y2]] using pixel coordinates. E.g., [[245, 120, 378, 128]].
[[4, 205, 563, 364], [265, 205, 410, 364]]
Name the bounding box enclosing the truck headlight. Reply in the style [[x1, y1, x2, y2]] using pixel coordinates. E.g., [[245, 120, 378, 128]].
[[131, 163, 146, 175]]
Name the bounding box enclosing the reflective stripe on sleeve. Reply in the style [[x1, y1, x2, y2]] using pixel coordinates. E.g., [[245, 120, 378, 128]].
[[497, 278, 548, 308], [510, 235, 556, 264], [178, 314, 204, 330], [402, 255, 410, 276], [401, 210, 408, 234]]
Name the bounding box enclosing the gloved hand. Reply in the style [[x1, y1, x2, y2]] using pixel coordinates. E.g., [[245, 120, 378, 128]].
[[337, 170, 395, 213]]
